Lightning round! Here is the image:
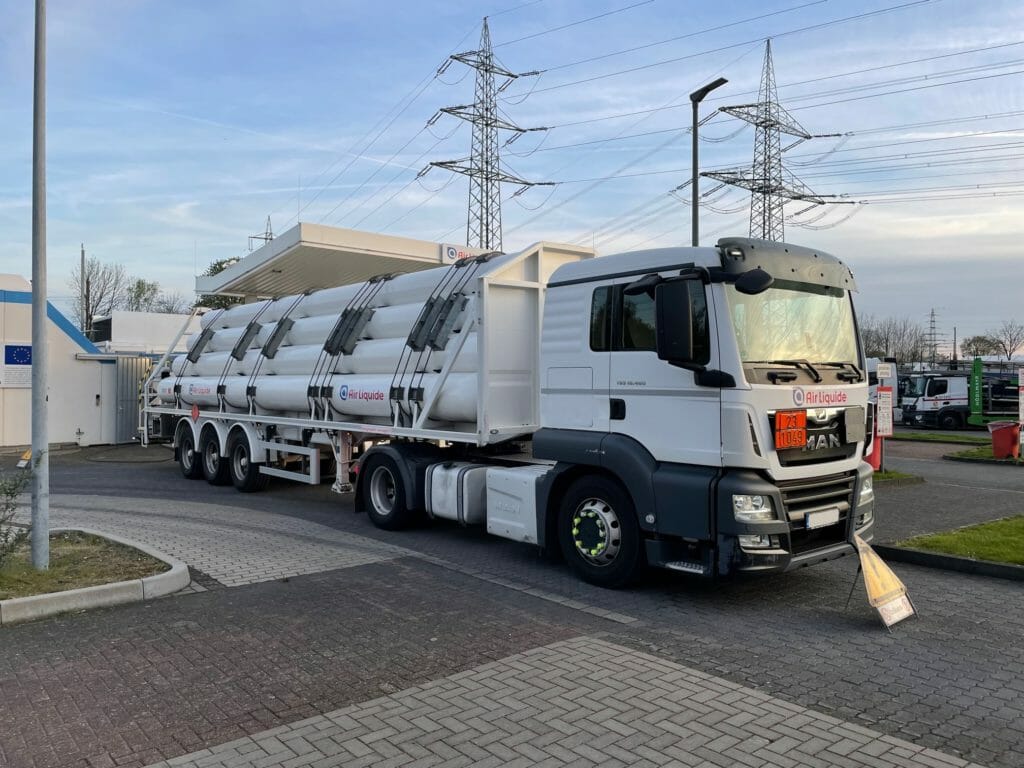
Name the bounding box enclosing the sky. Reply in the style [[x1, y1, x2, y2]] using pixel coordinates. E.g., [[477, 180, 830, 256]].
[[0, 0, 1022, 352]]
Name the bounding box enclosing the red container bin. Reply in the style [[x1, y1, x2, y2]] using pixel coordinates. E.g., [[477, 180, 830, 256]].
[[987, 421, 1021, 460]]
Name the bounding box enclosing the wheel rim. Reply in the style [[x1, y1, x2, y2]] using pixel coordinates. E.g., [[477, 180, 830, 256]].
[[232, 443, 249, 479], [181, 437, 195, 470], [369, 466, 397, 515], [571, 497, 621, 566], [204, 441, 220, 475]]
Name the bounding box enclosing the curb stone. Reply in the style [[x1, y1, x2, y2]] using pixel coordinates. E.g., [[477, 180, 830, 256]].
[[873, 475, 925, 488], [874, 544, 1024, 582], [943, 454, 1022, 467], [0, 528, 190, 626]]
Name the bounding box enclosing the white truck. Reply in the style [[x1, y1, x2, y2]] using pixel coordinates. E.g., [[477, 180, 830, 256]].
[[144, 236, 875, 587], [900, 373, 969, 429]]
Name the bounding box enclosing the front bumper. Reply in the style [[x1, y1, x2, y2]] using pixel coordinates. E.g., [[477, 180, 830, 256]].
[[714, 464, 875, 577]]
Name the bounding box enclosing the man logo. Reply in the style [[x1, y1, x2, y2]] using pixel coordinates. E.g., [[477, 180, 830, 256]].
[[793, 387, 805, 406], [338, 385, 349, 401]]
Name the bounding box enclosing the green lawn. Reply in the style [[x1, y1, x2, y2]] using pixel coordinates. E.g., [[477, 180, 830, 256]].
[[873, 469, 916, 481], [889, 431, 989, 446], [0, 531, 167, 600], [899, 516, 1024, 566], [949, 445, 1021, 462]]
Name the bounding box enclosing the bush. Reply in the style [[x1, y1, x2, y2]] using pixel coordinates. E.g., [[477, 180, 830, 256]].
[[0, 469, 31, 569]]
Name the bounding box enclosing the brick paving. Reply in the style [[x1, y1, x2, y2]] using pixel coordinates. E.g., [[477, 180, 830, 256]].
[[17, 493, 412, 587], [0, 559, 600, 768], [144, 636, 988, 768], [0, 444, 1018, 767]]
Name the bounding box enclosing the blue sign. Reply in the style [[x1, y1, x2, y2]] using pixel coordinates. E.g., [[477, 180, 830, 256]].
[[4, 345, 31, 365]]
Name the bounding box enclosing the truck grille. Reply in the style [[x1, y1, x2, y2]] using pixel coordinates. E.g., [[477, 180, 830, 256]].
[[777, 471, 855, 553]]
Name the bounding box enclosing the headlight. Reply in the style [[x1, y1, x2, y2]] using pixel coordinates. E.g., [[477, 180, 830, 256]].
[[733, 494, 774, 521], [860, 476, 874, 503]]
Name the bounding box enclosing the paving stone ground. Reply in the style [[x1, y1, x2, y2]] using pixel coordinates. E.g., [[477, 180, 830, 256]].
[[0, 560, 600, 768], [145, 636, 988, 768], [15, 493, 412, 587], [1, 444, 1021, 768]]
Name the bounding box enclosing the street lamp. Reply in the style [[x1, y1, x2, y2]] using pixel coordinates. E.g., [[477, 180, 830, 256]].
[[690, 77, 728, 247]]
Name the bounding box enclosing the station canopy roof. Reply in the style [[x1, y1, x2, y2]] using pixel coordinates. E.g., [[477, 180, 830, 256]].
[[194, 223, 486, 299]]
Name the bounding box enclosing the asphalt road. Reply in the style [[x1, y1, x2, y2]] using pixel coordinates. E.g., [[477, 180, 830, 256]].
[[3, 439, 1022, 767]]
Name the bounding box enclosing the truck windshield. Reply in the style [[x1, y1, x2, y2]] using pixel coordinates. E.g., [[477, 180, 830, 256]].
[[726, 280, 859, 367], [906, 376, 926, 398]]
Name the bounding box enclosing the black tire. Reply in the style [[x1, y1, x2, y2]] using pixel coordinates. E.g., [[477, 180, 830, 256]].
[[938, 411, 962, 430], [200, 430, 231, 485], [177, 426, 203, 480], [228, 432, 269, 492], [558, 475, 644, 588], [362, 453, 413, 530]]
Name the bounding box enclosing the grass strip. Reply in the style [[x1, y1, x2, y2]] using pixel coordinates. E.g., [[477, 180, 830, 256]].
[[0, 531, 168, 600], [873, 470, 916, 481], [888, 431, 990, 446], [899, 516, 1024, 566]]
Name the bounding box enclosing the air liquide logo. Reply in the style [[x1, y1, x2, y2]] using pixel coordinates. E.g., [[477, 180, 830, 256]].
[[793, 387, 848, 407], [442, 244, 472, 262], [338, 384, 385, 402]]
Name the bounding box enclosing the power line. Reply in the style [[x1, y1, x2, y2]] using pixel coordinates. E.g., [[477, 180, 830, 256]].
[[493, 0, 654, 48], [500, 0, 939, 99]]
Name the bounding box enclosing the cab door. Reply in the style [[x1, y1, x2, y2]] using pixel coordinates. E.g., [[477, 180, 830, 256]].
[[608, 277, 721, 466]]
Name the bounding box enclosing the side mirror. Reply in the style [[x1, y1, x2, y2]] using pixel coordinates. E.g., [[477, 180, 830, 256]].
[[734, 267, 773, 295], [655, 280, 695, 364]]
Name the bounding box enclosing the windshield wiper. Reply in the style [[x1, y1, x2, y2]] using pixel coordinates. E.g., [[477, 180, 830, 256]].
[[750, 359, 822, 383], [818, 361, 863, 382]]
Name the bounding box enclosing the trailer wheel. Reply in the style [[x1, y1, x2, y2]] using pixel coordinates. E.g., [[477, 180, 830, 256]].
[[938, 411, 963, 430], [363, 454, 413, 530], [228, 432, 269, 492], [558, 476, 643, 588], [200, 430, 231, 485], [177, 427, 202, 480]]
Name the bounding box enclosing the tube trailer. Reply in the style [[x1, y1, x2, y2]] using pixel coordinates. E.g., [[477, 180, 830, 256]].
[[144, 237, 875, 587]]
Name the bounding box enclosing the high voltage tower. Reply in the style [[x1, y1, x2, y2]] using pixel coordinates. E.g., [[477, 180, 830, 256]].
[[429, 18, 551, 251], [704, 40, 842, 242]]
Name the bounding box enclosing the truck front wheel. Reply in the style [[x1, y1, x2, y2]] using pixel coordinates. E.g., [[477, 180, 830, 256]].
[[558, 476, 643, 588], [363, 454, 413, 530], [938, 411, 963, 430]]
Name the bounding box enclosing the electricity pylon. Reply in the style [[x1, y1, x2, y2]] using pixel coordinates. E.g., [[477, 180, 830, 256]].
[[703, 40, 840, 242], [430, 17, 550, 251]]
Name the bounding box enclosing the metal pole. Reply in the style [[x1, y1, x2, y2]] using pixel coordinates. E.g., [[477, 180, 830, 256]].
[[689, 77, 728, 247], [80, 243, 85, 330], [31, 0, 49, 569], [691, 100, 699, 247]]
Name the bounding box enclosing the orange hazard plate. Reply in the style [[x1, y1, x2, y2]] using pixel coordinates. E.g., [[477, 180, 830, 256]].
[[775, 410, 807, 450]]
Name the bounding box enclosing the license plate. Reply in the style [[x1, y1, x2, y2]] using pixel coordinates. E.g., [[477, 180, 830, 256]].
[[806, 508, 840, 530], [774, 410, 807, 450]]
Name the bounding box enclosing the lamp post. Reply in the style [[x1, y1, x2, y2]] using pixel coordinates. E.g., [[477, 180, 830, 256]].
[[690, 77, 728, 247]]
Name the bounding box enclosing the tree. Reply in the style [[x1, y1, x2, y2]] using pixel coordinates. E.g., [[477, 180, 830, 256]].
[[859, 314, 927, 362], [69, 257, 128, 332], [153, 292, 191, 314], [961, 335, 999, 359], [989, 320, 1024, 361], [195, 258, 243, 311], [124, 278, 160, 312]]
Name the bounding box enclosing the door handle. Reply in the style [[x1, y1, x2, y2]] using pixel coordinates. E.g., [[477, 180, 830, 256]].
[[610, 398, 626, 420]]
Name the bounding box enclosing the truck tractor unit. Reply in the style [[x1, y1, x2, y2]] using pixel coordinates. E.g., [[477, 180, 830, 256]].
[[901, 373, 969, 429], [144, 237, 875, 587]]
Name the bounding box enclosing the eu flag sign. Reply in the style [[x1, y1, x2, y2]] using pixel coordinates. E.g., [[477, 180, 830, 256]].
[[4, 344, 32, 365]]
